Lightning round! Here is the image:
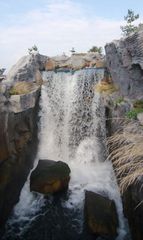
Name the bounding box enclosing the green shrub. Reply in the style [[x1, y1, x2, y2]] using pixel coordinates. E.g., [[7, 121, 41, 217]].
[[126, 108, 143, 119]]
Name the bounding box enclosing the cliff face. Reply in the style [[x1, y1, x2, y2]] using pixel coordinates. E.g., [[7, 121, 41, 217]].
[[0, 54, 47, 228], [0, 88, 40, 228], [105, 29, 143, 240], [105, 28, 143, 98]]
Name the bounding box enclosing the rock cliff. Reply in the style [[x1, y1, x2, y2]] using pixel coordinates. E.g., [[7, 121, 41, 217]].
[[105, 28, 143, 98], [0, 55, 43, 229], [105, 29, 143, 240]]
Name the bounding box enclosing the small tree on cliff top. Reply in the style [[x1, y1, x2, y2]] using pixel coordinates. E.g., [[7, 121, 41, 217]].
[[88, 46, 103, 54], [121, 9, 139, 36], [28, 45, 39, 55]]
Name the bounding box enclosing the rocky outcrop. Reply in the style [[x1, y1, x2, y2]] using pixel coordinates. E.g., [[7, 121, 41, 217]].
[[30, 160, 71, 194], [45, 52, 105, 71], [0, 82, 40, 227], [105, 28, 143, 98], [105, 29, 143, 240], [84, 191, 118, 238], [6, 53, 47, 84]]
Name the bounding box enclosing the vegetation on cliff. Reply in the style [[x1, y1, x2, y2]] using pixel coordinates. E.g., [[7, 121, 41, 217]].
[[120, 9, 140, 36]]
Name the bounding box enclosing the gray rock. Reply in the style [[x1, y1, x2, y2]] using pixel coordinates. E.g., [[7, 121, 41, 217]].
[[45, 52, 105, 71], [137, 112, 143, 125], [9, 87, 40, 113], [7, 54, 47, 84], [105, 29, 143, 98]]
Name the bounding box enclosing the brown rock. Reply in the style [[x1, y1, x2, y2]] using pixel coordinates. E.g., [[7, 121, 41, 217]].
[[95, 60, 106, 68], [45, 59, 56, 71], [30, 160, 71, 194], [35, 70, 43, 85], [84, 191, 118, 238]]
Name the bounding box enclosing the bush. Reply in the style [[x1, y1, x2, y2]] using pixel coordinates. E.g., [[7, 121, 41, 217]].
[[88, 46, 103, 54], [126, 108, 143, 119]]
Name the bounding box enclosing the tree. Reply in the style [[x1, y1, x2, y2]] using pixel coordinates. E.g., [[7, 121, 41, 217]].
[[28, 45, 39, 55], [88, 46, 103, 54], [120, 9, 139, 36]]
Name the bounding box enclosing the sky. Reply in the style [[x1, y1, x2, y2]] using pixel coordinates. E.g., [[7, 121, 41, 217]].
[[0, 0, 143, 70]]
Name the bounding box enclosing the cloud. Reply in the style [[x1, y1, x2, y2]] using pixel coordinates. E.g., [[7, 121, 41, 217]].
[[0, 0, 123, 70]]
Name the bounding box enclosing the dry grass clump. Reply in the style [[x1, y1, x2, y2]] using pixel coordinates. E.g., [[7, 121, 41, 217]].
[[95, 81, 118, 94], [10, 81, 36, 95], [107, 124, 143, 193]]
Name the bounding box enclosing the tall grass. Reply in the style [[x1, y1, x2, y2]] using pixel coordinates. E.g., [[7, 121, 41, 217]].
[[107, 123, 143, 193]]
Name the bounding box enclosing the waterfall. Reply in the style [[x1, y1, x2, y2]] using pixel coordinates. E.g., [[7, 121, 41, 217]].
[[3, 69, 128, 240]]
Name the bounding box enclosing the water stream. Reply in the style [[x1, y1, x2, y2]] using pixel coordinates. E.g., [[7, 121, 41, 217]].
[[3, 69, 129, 240]]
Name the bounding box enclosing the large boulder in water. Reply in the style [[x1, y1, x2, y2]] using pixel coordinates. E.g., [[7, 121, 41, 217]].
[[30, 160, 71, 194], [84, 191, 119, 238]]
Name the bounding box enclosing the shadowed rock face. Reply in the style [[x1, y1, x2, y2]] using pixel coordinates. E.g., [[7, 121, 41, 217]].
[[84, 191, 118, 238], [123, 181, 143, 240], [0, 87, 40, 228], [105, 29, 143, 98], [30, 160, 71, 194]]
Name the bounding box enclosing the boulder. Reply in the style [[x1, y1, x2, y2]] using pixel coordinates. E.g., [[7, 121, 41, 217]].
[[9, 87, 40, 113], [84, 191, 118, 238], [7, 53, 47, 84], [30, 160, 71, 194], [45, 59, 56, 71]]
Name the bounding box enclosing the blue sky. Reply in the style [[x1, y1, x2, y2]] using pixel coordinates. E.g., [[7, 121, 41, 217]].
[[0, 0, 143, 70]]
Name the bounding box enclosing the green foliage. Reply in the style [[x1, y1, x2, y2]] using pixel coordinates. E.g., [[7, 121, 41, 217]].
[[88, 46, 103, 54], [121, 9, 139, 36], [126, 108, 143, 119], [28, 45, 39, 55]]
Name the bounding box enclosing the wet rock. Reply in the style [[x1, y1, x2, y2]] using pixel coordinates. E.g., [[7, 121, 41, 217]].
[[123, 180, 143, 240], [30, 160, 71, 194], [0, 84, 40, 227], [84, 191, 118, 238]]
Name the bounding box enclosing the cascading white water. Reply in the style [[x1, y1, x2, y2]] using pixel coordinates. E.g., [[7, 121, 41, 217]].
[[3, 69, 128, 240]]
